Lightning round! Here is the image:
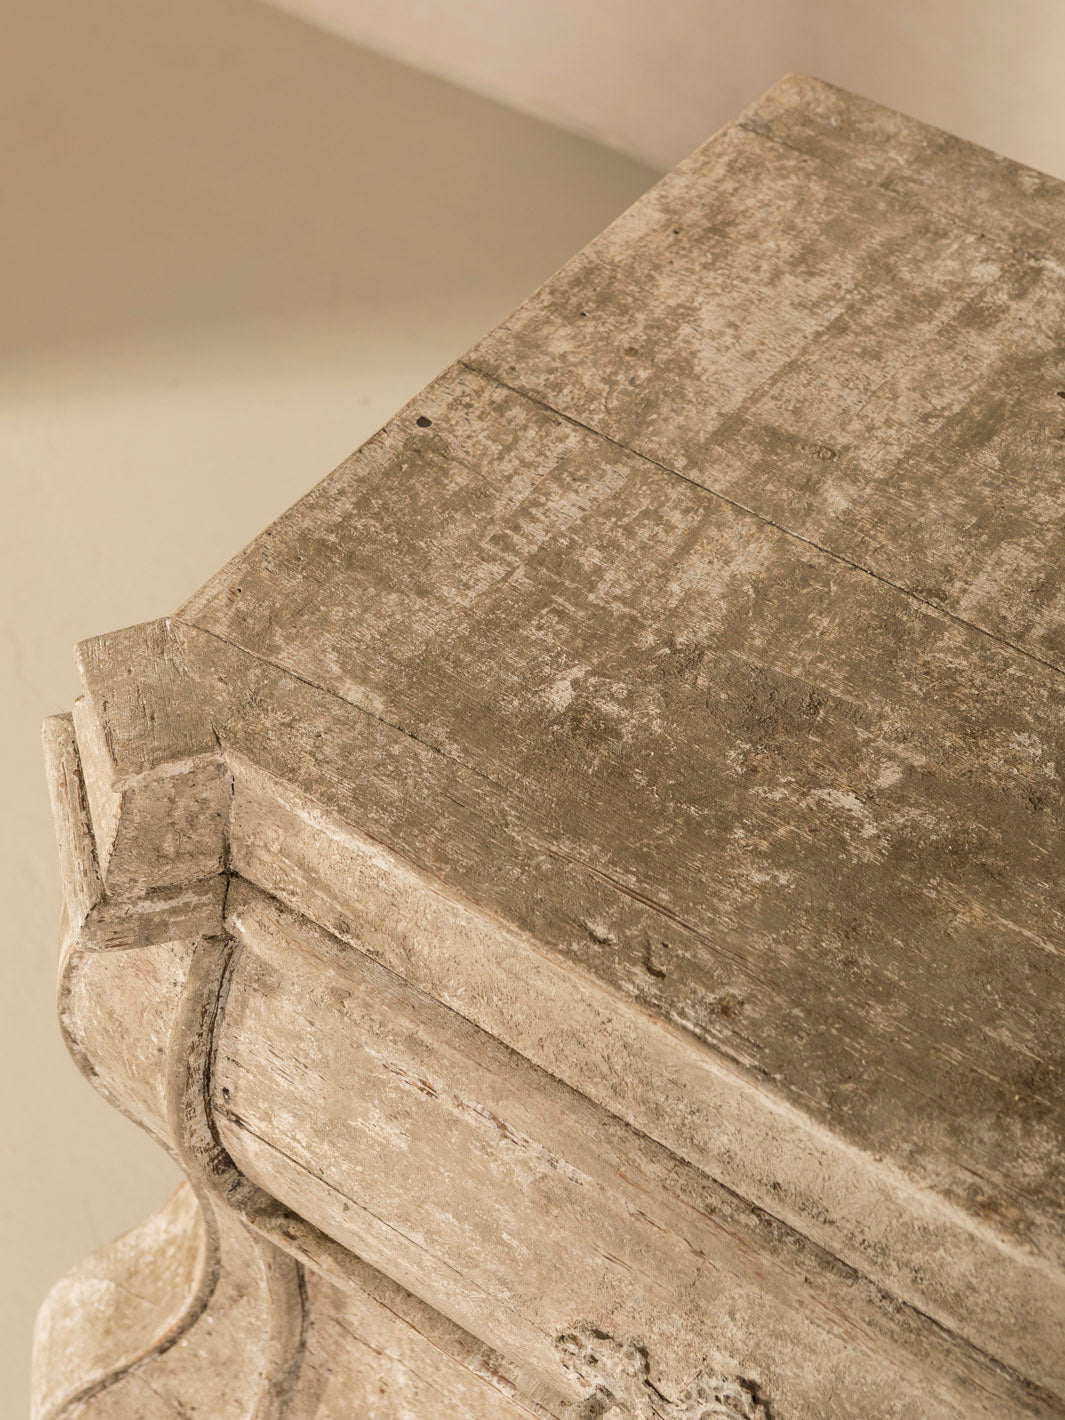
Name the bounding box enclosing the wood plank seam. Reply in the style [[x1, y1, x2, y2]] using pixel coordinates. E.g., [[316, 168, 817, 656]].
[[456, 359, 1065, 681], [736, 118, 1065, 275]]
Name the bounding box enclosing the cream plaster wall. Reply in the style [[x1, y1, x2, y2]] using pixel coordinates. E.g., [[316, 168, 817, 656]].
[[267, 0, 1065, 178]]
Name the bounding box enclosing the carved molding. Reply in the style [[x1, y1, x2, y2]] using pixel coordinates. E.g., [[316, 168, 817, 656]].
[[556, 1327, 771, 1420], [37, 662, 309, 1420], [39, 638, 555, 1419]]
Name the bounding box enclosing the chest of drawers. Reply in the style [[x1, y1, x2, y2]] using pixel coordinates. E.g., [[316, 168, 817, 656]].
[[37, 74, 1065, 1420]]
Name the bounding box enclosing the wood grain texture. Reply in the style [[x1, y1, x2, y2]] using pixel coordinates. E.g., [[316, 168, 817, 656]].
[[31, 1185, 298, 1420], [175, 349, 1065, 1384], [214, 881, 1062, 1419], [740, 74, 1065, 268], [41, 672, 572, 1420], [466, 79, 1065, 672], [33, 1184, 550, 1420], [72, 620, 228, 897], [211, 727, 1065, 1404], [287, 1270, 553, 1420]]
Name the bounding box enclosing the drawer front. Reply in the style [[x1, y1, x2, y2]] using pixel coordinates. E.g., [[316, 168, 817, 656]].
[[214, 882, 1056, 1420]]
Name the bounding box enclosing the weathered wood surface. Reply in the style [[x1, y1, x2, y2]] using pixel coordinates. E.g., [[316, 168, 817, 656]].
[[33, 1183, 299, 1420], [34, 1185, 538, 1420], [40, 75, 1065, 1419], [213, 880, 1061, 1419], [38, 698, 571, 1420], [469, 73, 1065, 671], [173, 369, 1065, 1377]]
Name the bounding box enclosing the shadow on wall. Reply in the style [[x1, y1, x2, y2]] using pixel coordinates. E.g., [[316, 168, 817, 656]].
[[1, 0, 659, 370], [266, 0, 1065, 179]]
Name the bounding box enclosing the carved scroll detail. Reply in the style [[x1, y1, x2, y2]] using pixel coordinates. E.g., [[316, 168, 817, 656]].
[[38, 627, 309, 1420], [556, 1327, 770, 1420]]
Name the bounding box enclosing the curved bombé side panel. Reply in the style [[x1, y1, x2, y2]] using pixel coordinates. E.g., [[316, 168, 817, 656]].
[[36, 622, 306, 1420]]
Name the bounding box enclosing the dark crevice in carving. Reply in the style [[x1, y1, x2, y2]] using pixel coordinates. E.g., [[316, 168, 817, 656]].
[[168, 928, 309, 1418], [555, 1325, 772, 1419]]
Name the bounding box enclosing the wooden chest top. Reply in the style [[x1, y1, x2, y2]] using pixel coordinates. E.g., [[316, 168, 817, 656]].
[[56, 74, 1065, 1416]]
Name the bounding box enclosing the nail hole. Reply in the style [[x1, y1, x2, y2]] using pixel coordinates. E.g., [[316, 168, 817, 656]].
[[416, 415, 432, 427]]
